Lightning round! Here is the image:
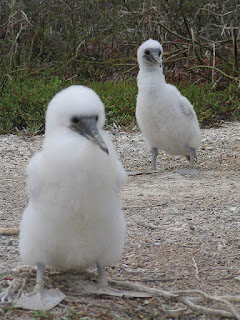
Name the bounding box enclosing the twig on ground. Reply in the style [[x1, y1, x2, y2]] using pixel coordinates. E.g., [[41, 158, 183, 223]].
[[1, 267, 240, 319], [136, 221, 159, 229], [127, 170, 158, 176], [192, 257, 200, 280], [180, 296, 235, 319], [109, 279, 240, 319], [0, 228, 19, 236], [174, 289, 240, 319]]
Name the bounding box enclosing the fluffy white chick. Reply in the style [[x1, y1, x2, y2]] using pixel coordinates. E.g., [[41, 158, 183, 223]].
[[136, 39, 201, 174], [17, 85, 127, 310]]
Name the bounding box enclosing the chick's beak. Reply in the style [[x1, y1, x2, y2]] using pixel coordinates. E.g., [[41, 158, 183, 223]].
[[71, 116, 109, 155], [146, 48, 162, 66]]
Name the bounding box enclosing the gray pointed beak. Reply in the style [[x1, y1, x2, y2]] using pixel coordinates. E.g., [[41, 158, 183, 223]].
[[71, 116, 109, 155], [150, 55, 159, 65], [145, 48, 162, 66]]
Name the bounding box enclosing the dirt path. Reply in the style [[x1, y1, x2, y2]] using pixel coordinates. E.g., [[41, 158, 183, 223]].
[[0, 122, 240, 319]]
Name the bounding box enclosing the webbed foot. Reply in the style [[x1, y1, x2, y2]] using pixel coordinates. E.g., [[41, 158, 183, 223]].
[[176, 167, 199, 176], [13, 288, 65, 310]]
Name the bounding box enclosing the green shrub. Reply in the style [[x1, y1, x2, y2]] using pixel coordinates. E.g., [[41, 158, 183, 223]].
[[179, 82, 240, 126], [88, 80, 137, 128], [0, 76, 239, 135], [0, 77, 64, 134]]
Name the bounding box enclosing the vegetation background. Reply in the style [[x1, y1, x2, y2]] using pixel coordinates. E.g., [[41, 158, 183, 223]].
[[0, 0, 239, 134]]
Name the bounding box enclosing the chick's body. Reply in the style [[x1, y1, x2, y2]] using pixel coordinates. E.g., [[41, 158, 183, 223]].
[[137, 71, 200, 156], [19, 86, 127, 272], [136, 39, 201, 170]]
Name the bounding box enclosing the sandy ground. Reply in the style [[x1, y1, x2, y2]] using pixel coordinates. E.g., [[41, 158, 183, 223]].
[[0, 121, 240, 319]]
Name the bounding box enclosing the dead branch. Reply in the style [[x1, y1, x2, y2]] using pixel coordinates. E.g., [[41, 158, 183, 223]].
[[1, 267, 240, 319], [109, 279, 240, 319], [174, 289, 240, 319], [188, 65, 239, 82], [0, 228, 19, 236], [173, 289, 240, 303], [127, 169, 158, 176], [180, 296, 236, 319]]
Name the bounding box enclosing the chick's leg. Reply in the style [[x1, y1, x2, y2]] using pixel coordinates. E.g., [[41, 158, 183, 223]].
[[151, 147, 158, 170], [13, 263, 65, 311], [189, 147, 195, 168], [35, 263, 45, 292], [176, 147, 199, 175], [97, 263, 107, 286]]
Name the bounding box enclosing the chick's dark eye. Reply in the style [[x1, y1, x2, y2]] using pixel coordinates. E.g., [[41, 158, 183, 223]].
[[96, 115, 99, 122], [72, 117, 79, 124], [158, 50, 161, 56], [145, 49, 150, 55]]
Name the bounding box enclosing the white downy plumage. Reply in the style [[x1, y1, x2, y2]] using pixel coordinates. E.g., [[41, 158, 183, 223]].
[[17, 85, 127, 310], [136, 39, 201, 174]]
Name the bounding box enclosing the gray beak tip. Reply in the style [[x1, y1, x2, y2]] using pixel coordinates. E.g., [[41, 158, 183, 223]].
[[72, 116, 109, 155], [101, 145, 109, 155]]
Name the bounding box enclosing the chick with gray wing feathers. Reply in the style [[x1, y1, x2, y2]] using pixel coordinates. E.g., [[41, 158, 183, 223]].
[[136, 39, 201, 175]]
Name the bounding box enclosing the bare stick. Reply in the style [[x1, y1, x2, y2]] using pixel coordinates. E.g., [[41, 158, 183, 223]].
[[191, 257, 199, 280], [188, 65, 239, 82], [180, 296, 235, 319], [212, 43, 216, 83], [0, 228, 19, 236], [2, 267, 240, 319], [174, 289, 240, 319]]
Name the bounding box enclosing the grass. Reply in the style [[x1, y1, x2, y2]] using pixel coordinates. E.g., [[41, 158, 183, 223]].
[[0, 75, 239, 135], [178, 82, 240, 126]]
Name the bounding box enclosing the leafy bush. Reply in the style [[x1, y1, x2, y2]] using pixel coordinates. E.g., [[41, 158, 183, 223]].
[[0, 0, 239, 135], [0, 0, 239, 85], [88, 80, 137, 128], [0, 77, 63, 134], [179, 82, 240, 126], [0, 76, 239, 135]]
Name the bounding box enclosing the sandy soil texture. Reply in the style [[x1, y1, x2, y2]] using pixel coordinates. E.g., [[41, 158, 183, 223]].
[[0, 122, 240, 319]]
